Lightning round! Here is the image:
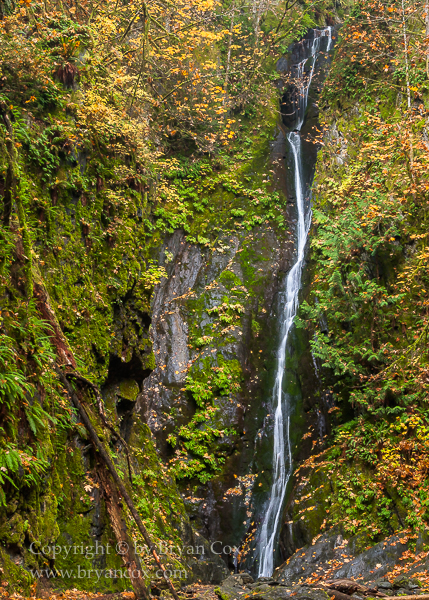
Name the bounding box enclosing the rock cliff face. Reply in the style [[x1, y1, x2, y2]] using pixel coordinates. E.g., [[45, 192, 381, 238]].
[[134, 28, 339, 574], [137, 203, 296, 563], [1, 52, 307, 591]]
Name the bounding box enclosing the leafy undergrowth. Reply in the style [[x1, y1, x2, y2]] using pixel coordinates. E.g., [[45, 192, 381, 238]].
[[0, 591, 136, 599], [0, 585, 221, 600], [168, 355, 242, 482], [160, 142, 287, 244]]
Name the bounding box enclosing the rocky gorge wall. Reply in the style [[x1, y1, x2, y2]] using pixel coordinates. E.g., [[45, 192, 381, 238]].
[[136, 123, 298, 564], [135, 27, 340, 577], [0, 49, 312, 595], [8, 0, 427, 594]]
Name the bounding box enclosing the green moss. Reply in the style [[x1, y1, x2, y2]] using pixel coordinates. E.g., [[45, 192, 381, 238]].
[[215, 586, 231, 600], [0, 6, 299, 589], [219, 270, 242, 287], [117, 379, 139, 401], [0, 513, 26, 547], [142, 351, 156, 371], [168, 355, 242, 483], [0, 548, 33, 596], [54, 511, 128, 593]]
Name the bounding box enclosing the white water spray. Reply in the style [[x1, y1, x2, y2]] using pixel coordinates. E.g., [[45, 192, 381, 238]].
[[256, 27, 332, 578]]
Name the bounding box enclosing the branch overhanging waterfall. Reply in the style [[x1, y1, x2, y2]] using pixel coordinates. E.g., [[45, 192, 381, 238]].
[[256, 27, 333, 578]]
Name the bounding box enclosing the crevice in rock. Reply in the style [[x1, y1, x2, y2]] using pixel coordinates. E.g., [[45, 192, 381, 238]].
[[106, 352, 152, 387]]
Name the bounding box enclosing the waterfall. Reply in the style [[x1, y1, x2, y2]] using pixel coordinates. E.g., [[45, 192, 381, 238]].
[[256, 27, 333, 578]]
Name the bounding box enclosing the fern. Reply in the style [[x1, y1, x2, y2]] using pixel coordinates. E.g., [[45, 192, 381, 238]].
[[0, 334, 32, 407], [25, 411, 38, 436], [25, 402, 57, 436], [4, 450, 20, 472]]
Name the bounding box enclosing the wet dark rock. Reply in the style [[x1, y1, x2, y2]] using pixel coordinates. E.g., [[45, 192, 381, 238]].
[[376, 580, 393, 590], [293, 587, 331, 600], [274, 530, 413, 585], [216, 575, 331, 600], [334, 536, 409, 581], [324, 579, 369, 595], [174, 524, 229, 584], [136, 219, 298, 558], [217, 574, 250, 600], [409, 580, 423, 590], [393, 578, 411, 590], [280, 29, 333, 131], [186, 554, 229, 585], [252, 584, 272, 593], [274, 530, 353, 584]]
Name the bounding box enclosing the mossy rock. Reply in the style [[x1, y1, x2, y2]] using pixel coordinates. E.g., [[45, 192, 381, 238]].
[[0, 547, 33, 596]]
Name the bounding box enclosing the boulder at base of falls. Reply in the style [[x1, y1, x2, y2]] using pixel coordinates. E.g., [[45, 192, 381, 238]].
[[215, 574, 331, 600], [273, 528, 429, 587]]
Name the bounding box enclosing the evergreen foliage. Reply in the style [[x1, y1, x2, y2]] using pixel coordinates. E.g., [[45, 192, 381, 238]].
[[297, 0, 429, 540]]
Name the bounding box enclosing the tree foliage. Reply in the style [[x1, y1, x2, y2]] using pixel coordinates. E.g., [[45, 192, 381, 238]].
[[299, 0, 429, 538]]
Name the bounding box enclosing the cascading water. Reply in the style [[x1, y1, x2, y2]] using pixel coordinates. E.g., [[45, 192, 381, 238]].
[[256, 27, 333, 578]]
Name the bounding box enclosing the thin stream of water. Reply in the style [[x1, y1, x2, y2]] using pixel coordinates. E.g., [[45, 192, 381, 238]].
[[256, 27, 333, 578]]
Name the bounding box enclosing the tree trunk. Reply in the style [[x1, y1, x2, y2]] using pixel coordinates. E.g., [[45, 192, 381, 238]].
[[30, 273, 178, 600], [33, 267, 77, 367], [223, 0, 236, 105], [98, 466, 149, 599], [57, 371, 181, 600]]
